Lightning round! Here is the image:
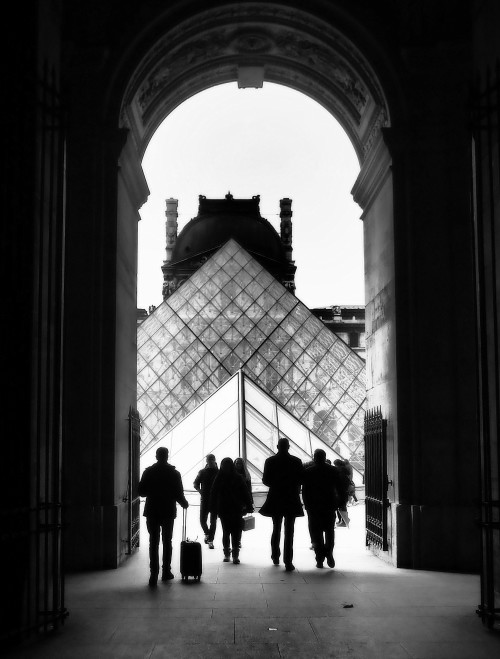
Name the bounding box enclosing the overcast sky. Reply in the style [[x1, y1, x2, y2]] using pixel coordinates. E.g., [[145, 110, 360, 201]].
[[138, 82, 363, 311]]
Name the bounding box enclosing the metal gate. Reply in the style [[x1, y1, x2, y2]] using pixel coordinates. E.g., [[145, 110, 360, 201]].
[[471, 62, 500, 630], [126, 408, 141, 554], [364, 407, 389, 551]]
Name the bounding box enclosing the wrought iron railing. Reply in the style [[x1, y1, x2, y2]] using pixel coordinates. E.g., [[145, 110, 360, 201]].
[[126, 408, 141, 554], [364, 407, 388, 551]]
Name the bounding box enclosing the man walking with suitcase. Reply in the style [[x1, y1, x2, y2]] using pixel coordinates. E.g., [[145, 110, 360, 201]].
[[138, 447, 189, 587]]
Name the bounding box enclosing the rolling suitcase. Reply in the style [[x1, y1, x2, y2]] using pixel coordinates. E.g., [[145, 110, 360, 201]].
[[180, 508, 202, 582]]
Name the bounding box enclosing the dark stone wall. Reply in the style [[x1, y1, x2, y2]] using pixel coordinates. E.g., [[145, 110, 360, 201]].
[[5, 0, 500, 641]]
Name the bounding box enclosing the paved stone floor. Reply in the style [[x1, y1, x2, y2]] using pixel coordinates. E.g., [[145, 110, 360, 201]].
[[6, 503, 500, 658]]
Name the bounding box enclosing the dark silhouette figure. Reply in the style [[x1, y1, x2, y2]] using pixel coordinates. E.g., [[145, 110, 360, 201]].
[[333, 459, 351, 527], [343, 458, 358, 504], [259, 437, 304, 571], [234, 456, 254, 549], [302, 449, 343, 568], [234, 457, 254, 513], [138, 447, 189, 586], [210, 457, 254, 564], [193, 453, 219, 548]]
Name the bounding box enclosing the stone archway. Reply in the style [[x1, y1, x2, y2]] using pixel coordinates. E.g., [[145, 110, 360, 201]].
[[119, 3, 390, 161], [61, 0, 478, 575], [114, 2, 397, 562]]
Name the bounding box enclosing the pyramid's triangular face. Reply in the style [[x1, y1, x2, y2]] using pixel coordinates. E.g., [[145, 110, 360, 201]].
[[140, 373, 240, 485], [138, 239, 366, 470]]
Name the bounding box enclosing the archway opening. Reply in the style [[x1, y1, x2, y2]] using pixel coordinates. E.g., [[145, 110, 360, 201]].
[[117, 2, 394, 567], [134, 81, 369, 558], [137, 82, 363, 315], [97, 0, 398, 576]]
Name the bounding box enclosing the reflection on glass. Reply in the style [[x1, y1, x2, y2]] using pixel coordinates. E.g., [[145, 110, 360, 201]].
[[245, 379, 276, 422], [204, 375, 238, 425], [246, 405, 278, 449], [246, 433, 273, 477], [277, 407, 310, 454]]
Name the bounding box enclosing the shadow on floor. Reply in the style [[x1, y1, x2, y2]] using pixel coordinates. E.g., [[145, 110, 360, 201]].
[[5, 504, 500, 658]]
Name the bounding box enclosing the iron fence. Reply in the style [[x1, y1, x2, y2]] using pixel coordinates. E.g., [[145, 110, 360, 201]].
[[127, 408, 141, 554], [364, 407, 388, 551]]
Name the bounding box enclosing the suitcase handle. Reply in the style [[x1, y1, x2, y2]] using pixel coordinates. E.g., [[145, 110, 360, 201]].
[[182, 506, 187, 542]]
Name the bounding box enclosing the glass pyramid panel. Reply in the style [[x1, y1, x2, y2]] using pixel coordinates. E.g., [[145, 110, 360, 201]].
[[140, 371, 360, 494], [140, 375, 240, 488], [137, 239, 366, 473]]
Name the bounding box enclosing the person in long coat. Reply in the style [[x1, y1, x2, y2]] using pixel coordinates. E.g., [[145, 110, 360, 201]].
[[234, 457, 254, 512], [259, 437, 304, 571], [209, 457, 254, 564], [302, 449, 343, 568], [343, 458, 358, 504], [334, 459, 351, 527], [138, 447, 189, 586], [193, 453, 219, 548]]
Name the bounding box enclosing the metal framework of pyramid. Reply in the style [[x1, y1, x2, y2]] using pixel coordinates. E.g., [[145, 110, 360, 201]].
[[140, 370, 351, 489], [137, 239, 366, 472]]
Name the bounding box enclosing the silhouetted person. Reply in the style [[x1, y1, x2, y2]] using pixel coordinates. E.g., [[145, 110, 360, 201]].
[[343, 458, 358, 504], [234, 456, 253, 549], [194, 453, 219, 548], [303, 449, 343, 568], [138, 447, 189, 586], [333, 459, 350, 527], [259, 437, 304, 571], [209, 457, 253, 564], [234, 457, 253, 512]]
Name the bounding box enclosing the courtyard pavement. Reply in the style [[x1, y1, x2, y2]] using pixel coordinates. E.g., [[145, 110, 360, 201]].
[[5, 502, 500, 658]]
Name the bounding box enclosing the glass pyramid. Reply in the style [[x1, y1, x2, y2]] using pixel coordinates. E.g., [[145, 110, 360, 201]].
[[140, 370, 355, 489], [137, 239, 366, 472]]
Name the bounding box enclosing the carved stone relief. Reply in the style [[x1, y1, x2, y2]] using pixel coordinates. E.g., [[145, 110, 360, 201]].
[[363, 109, 389, 157], [122, 3, 389, 162], [136, 24, 370, 119]]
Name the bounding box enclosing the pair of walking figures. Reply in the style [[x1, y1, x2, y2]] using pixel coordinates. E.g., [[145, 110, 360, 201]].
[[260, 437, 345, 570]]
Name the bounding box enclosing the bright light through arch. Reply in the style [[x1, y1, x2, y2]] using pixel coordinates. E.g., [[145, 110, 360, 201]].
[[138, 82, 362, 311]]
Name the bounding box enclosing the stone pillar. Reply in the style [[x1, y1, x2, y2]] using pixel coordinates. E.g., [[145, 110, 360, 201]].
[[280, 198, 293, 261]]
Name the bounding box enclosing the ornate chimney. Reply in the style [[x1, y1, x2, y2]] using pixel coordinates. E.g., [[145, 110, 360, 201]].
[[280, 198, 293, 262], [164, 198, 178, 262], [162, 198, 178, 300]]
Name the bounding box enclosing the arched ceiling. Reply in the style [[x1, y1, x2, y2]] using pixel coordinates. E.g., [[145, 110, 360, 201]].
[[120, 3, 389, 163]]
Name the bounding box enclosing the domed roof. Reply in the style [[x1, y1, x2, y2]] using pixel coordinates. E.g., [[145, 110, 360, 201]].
[[171, 194, 286, 264]]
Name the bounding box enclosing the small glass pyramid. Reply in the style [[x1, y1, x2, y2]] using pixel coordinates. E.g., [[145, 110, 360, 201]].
[[140, 370, 353, 488], [138, 239, 366, 473]]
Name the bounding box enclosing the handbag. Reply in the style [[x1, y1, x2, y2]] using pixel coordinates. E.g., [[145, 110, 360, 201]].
[[241, 514, 255, 531]]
